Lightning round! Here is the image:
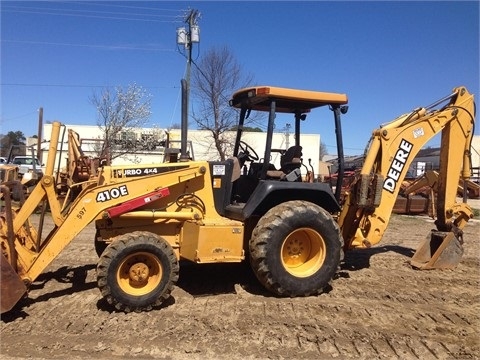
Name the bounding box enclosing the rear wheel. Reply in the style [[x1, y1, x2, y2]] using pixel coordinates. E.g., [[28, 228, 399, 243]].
[[249, 200, 343, 296], [97, 231, 179, 312]]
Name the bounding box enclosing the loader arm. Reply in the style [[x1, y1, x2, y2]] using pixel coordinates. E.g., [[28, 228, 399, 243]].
[[19, 169, 203, 283], [338, 87, 475, 253], [1, 122, 208, 312]]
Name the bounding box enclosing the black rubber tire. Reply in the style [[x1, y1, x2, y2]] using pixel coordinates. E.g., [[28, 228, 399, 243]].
[[249, 200, 344, 297], [12, 184, 24, 202], [97, 231, 179, 312], [94, 230, 108, 257]]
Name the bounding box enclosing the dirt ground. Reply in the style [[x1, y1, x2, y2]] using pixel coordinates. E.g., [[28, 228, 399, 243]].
[[1, 213, 479, 360]]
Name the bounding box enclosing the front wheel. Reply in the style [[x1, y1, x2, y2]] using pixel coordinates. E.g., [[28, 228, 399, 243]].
[[249, 200, 343, 297], [97, 231, 179, 312]]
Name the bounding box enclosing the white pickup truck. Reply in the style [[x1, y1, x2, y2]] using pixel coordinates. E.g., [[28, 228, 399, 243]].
[[11, 156, 44, 178]]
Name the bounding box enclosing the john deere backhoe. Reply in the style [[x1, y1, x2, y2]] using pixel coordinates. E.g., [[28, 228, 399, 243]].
[[0, 84, 475, 314]]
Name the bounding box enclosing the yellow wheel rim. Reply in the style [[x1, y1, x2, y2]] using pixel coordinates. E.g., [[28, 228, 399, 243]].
[[281, 228, 326, 277], [116, 252, 162, 296]]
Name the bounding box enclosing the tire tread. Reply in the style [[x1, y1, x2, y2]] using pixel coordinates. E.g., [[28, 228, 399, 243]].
[[250, 200, 344, 296]]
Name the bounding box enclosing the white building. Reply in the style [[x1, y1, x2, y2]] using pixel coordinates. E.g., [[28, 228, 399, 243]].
[[32, 124, 480, 183], [39, 123, 321, 175]]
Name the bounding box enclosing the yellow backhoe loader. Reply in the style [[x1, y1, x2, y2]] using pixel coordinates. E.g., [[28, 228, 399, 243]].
[[0, 83, 475, 314]]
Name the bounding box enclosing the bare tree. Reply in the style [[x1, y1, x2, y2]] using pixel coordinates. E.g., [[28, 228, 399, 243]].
[[319, 141, 329, 161], [90, 84, 152, 163], [191, 46, 254, 161]]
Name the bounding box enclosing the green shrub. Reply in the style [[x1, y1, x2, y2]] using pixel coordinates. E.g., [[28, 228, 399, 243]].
[[472, 208, 480, 218]]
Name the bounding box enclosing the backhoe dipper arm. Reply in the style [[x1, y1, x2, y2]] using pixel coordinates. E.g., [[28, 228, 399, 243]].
[[338, 87, 475, 250]]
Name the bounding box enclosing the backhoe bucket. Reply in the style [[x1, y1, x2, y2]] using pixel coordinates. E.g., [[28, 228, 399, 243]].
[[410, 231, 463, 270], [0, 253, 27, 314]]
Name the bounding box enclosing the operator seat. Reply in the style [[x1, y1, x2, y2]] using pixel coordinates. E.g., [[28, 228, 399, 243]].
[[280, 145, 303, 173], [266, 145, 303, 180]]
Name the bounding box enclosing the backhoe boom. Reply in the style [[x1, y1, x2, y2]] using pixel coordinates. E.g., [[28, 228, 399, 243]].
[[338, 87, 475, 266]]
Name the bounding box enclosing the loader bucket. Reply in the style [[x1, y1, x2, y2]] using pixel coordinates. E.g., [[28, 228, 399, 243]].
[[410, 231, 463, 270], [0, 253, 27, 314]]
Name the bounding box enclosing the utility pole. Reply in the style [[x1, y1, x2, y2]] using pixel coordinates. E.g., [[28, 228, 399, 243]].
[[37, 107, 43, 162], [176, 9, 200, 161], [176, 9, 200, 122], [285, 123, 291, 149]]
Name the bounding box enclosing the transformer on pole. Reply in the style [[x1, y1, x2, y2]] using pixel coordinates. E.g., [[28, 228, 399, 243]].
[[176, 9, 200, 161]]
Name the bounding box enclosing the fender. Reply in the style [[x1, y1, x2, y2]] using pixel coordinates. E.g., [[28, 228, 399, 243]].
[[243, 180, 340, 219]]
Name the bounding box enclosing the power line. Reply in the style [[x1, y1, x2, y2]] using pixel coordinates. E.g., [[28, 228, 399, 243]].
[[3, 4, 180, 19], [59, 1, 186, 13], [2, 39, 175, 52], [1, 110, 39, 123], [1, 83, 180, 89], [3, 8, 180, 22], [2, 2, 186, 22]]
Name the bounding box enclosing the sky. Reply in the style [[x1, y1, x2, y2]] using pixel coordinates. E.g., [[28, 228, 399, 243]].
[[1, 1, 479, 155]]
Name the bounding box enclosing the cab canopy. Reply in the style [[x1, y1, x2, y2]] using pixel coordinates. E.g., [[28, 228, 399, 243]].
[[229, 86, 348, 113], [229, 85, 349, 201]]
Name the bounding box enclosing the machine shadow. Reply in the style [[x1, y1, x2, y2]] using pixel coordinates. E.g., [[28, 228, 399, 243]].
[[341, 245, 415, 273], [30, 264, 97, 290], [1, 264, 97, 323], [177, 261, 270, 297], [176, 261, 334, 298]]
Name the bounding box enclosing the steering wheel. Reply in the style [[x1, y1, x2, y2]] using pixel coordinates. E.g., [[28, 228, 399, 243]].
[[239, 140, 259, 161]]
